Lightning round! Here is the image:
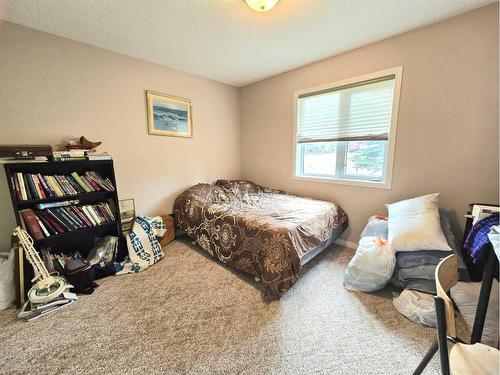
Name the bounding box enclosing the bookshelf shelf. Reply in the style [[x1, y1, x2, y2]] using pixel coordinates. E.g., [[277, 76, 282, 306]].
[[4, 159, 124, 306], [16, 191, 114, 208], [34, 220, 118, 245]]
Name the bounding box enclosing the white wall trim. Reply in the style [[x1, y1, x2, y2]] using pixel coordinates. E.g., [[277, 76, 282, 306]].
[[334, 238, 358, 249]]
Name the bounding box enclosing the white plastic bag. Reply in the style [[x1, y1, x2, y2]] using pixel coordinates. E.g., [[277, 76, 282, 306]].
[[343, 236, 396, 292], [393, 289, 436, 327], [0, 250, 15, 310]]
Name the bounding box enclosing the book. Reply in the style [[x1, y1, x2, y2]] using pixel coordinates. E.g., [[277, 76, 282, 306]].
[[34, 214, 50, 237], [70, 172, 91, 193], [61, 206, 85, 228], [23, 174, 34, 200], [46, 176, 64, 197], [87, 155, 112, 161], [36, 212, 60, 235], [52, 157, 87, 161], [80, 176, 96, 192], [45, 209, 72, 231], [40, 175, 56, 197], [19, 209, 44, 240], [53, 150, 85, 157], [32, 174, 46, 199], [35, 199, 79, 210], [38, 211, 66, 233], [11, 175, 21, 201], [16, 173, 27, 200], [54, 207, 81, 230]]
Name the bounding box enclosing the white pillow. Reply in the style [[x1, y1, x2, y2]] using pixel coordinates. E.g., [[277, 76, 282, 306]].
[[386, 193, 452, 252]]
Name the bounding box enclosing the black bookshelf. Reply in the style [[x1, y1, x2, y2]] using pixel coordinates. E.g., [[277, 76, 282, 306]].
[[4, 159, 124, 305]]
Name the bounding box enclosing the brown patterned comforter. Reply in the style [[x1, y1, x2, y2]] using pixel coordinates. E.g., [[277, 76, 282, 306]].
[[173, 180, 348, 296]]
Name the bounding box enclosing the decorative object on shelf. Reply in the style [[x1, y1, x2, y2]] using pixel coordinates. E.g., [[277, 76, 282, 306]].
[[159, 214, 175, 247], [0, 145, 52, 161], [66, 136, 102, 150], [244, 0, 279, 12], [146, 90, 192, 138], [55, 137, 110, 161]]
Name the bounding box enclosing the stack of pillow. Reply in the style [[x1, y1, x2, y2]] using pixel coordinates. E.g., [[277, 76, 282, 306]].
[[361, 193, 465, 294]]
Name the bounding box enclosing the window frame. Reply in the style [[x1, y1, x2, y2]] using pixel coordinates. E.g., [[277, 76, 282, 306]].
[[292, 66, 403, 189]]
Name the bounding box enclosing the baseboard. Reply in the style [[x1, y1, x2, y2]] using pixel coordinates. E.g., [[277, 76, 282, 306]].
[[334, 238, 358, 249]]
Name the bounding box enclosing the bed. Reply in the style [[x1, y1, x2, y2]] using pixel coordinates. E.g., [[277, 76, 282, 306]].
[[173, 179, 348, 296]]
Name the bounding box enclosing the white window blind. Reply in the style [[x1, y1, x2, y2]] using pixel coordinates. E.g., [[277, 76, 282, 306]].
[[296, 76, 395, 143]]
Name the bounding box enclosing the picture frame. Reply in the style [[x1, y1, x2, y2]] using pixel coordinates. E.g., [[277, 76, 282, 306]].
[[146, 90, 192, 137]]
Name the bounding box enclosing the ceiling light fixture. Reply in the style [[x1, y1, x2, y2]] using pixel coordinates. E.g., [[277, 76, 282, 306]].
[[244, 0, 279, 12]]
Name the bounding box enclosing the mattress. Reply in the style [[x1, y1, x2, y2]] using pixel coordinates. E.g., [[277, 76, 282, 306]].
[[173, 180, 348, 296]]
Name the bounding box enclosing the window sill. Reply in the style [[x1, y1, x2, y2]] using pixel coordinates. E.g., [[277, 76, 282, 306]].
[[292, 175, 392, 190]]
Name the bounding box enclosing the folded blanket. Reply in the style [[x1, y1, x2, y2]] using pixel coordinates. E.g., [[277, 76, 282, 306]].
[[116, 216, 166, 275]]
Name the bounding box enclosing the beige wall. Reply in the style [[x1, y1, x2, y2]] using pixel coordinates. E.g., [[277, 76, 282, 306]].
[[0, 22, 241, 251], [240, 4, 499, 244]]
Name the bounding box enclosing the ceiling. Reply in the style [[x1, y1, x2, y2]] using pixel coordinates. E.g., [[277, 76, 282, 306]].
[[0, 0, 496, 86]]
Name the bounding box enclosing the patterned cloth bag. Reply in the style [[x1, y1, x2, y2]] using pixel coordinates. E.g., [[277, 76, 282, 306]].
[[116, 216, 166, 275]]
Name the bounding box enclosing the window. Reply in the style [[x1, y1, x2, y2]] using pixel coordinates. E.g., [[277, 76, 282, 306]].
[[294, 67, 402, 189]]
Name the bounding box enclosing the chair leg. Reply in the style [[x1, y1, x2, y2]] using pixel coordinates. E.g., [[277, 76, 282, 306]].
[[471, 251, 497, 344], [413, 340, 438, 375], [435, 297, 450, 375]]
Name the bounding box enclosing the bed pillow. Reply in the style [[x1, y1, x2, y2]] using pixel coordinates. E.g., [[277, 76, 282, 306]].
[[387, 193, 452, 252]]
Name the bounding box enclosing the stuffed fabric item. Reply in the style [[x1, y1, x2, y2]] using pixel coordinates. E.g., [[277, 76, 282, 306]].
[[363, 211, 463, 294], [393, 289, 436, 327], [451, 281, 499, 347], [343, 236, 395, 292], [117, 216, 166, 275], [386, 193, 452, 252]]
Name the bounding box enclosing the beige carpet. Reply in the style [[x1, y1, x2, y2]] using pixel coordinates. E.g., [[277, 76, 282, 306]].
[[0, 239, 442, 374]]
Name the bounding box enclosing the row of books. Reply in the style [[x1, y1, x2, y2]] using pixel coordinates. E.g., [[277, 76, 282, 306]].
[[52, 150, 111, 161], [11, 170, 114, 201], [19, 201, 116, 240]]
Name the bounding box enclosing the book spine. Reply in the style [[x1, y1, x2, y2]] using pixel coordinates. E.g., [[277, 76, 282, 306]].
[[62, 206, 85, 228], [80, 176, 96, 192], [39, 211, 65, 233], [19, 209, 44, 240], [36, 212, 59, 235], [83, 174, 102, 191], [28, 174, 40, 199], [32, 174, 46, 199], [36, 173, 52, 198], [22, 174, 33, 200], [82, 205, 98, 226], [71, 206, 92, 227], [54, 175, 69, 195], [34, 214, 50, 237], [54, 207, 81, 229], [45, 209, 72, 231], [40, 175, 55, 197], [66, 175, 84, 194], [35, 199, 79, 210], [71, 172, 91, 193], [17, 173, 27, 200], [46, 176, 62, 197], [11, 175, 21, 201]]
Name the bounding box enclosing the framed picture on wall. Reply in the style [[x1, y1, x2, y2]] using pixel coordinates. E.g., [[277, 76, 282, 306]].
[[146, 90, 192, 137]]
